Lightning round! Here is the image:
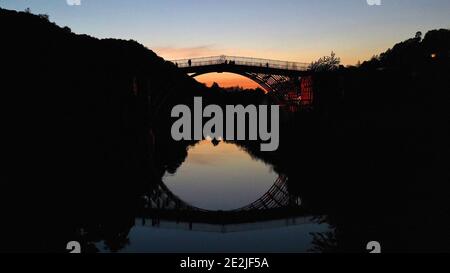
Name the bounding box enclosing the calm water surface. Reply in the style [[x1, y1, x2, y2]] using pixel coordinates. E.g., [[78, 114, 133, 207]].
[[97, 141, 331, 253]]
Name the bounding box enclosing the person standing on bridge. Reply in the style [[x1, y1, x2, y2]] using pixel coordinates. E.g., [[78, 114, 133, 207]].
[[188, 59, 192, 67]]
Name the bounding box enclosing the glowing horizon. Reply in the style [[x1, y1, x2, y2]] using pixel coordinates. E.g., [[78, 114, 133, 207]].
[[2, 0, 449, 88], [195, 73, 260, 89]]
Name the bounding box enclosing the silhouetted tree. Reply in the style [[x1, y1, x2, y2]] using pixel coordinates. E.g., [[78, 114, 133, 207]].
[[38, 13, 49, 21], [309, 51, 341, 72], [360, 29, 450, 70], [415, 31, 423, 41], [211, 82, 220, 91]]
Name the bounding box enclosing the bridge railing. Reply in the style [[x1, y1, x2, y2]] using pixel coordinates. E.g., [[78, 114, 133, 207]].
[[170, 55, 309, 71]]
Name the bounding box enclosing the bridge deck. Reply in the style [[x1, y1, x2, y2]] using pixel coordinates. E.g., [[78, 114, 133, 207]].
[[170, 55, 309, 72]]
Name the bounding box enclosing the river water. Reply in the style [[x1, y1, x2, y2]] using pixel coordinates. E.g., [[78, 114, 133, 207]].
[[95, 140, 331, 253]]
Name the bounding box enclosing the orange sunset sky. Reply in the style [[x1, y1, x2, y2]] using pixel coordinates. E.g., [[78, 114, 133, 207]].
[[4, 1, 449, 89]]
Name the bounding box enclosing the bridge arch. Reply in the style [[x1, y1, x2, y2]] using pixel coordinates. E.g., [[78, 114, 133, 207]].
[[191, 70, 280, 93], [171, 55, 310, 95]]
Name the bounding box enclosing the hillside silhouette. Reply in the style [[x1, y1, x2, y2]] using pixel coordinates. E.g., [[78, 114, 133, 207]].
[[0, 8, 207, 251], [360, 29, 450, 70]]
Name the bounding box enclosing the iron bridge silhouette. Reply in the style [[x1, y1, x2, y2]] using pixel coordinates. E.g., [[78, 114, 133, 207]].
[[170, 55, 311, 94], [138, 175, 310, 232]]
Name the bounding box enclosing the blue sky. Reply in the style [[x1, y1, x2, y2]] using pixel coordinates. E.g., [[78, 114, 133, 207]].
[[1, 0, 449, 65]]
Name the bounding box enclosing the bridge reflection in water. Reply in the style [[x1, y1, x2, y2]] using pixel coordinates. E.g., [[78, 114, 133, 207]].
[[137, 216, 316, 234], [94, 141, 330, 253], [138, 175, 308, 232], [136, 138, 321, 236], [143, 175, 300, 212]]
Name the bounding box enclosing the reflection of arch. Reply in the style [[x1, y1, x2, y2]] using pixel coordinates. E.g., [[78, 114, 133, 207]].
[[235, 175, 301, 211], [142, 175, 301, 213], [138, 175, 306, 228]]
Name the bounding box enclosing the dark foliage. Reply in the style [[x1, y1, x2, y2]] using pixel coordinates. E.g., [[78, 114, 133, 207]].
[[361, 29, 450, 70]]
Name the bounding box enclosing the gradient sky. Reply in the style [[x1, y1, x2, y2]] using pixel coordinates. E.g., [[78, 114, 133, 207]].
[[2, 0, 449, 88]]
